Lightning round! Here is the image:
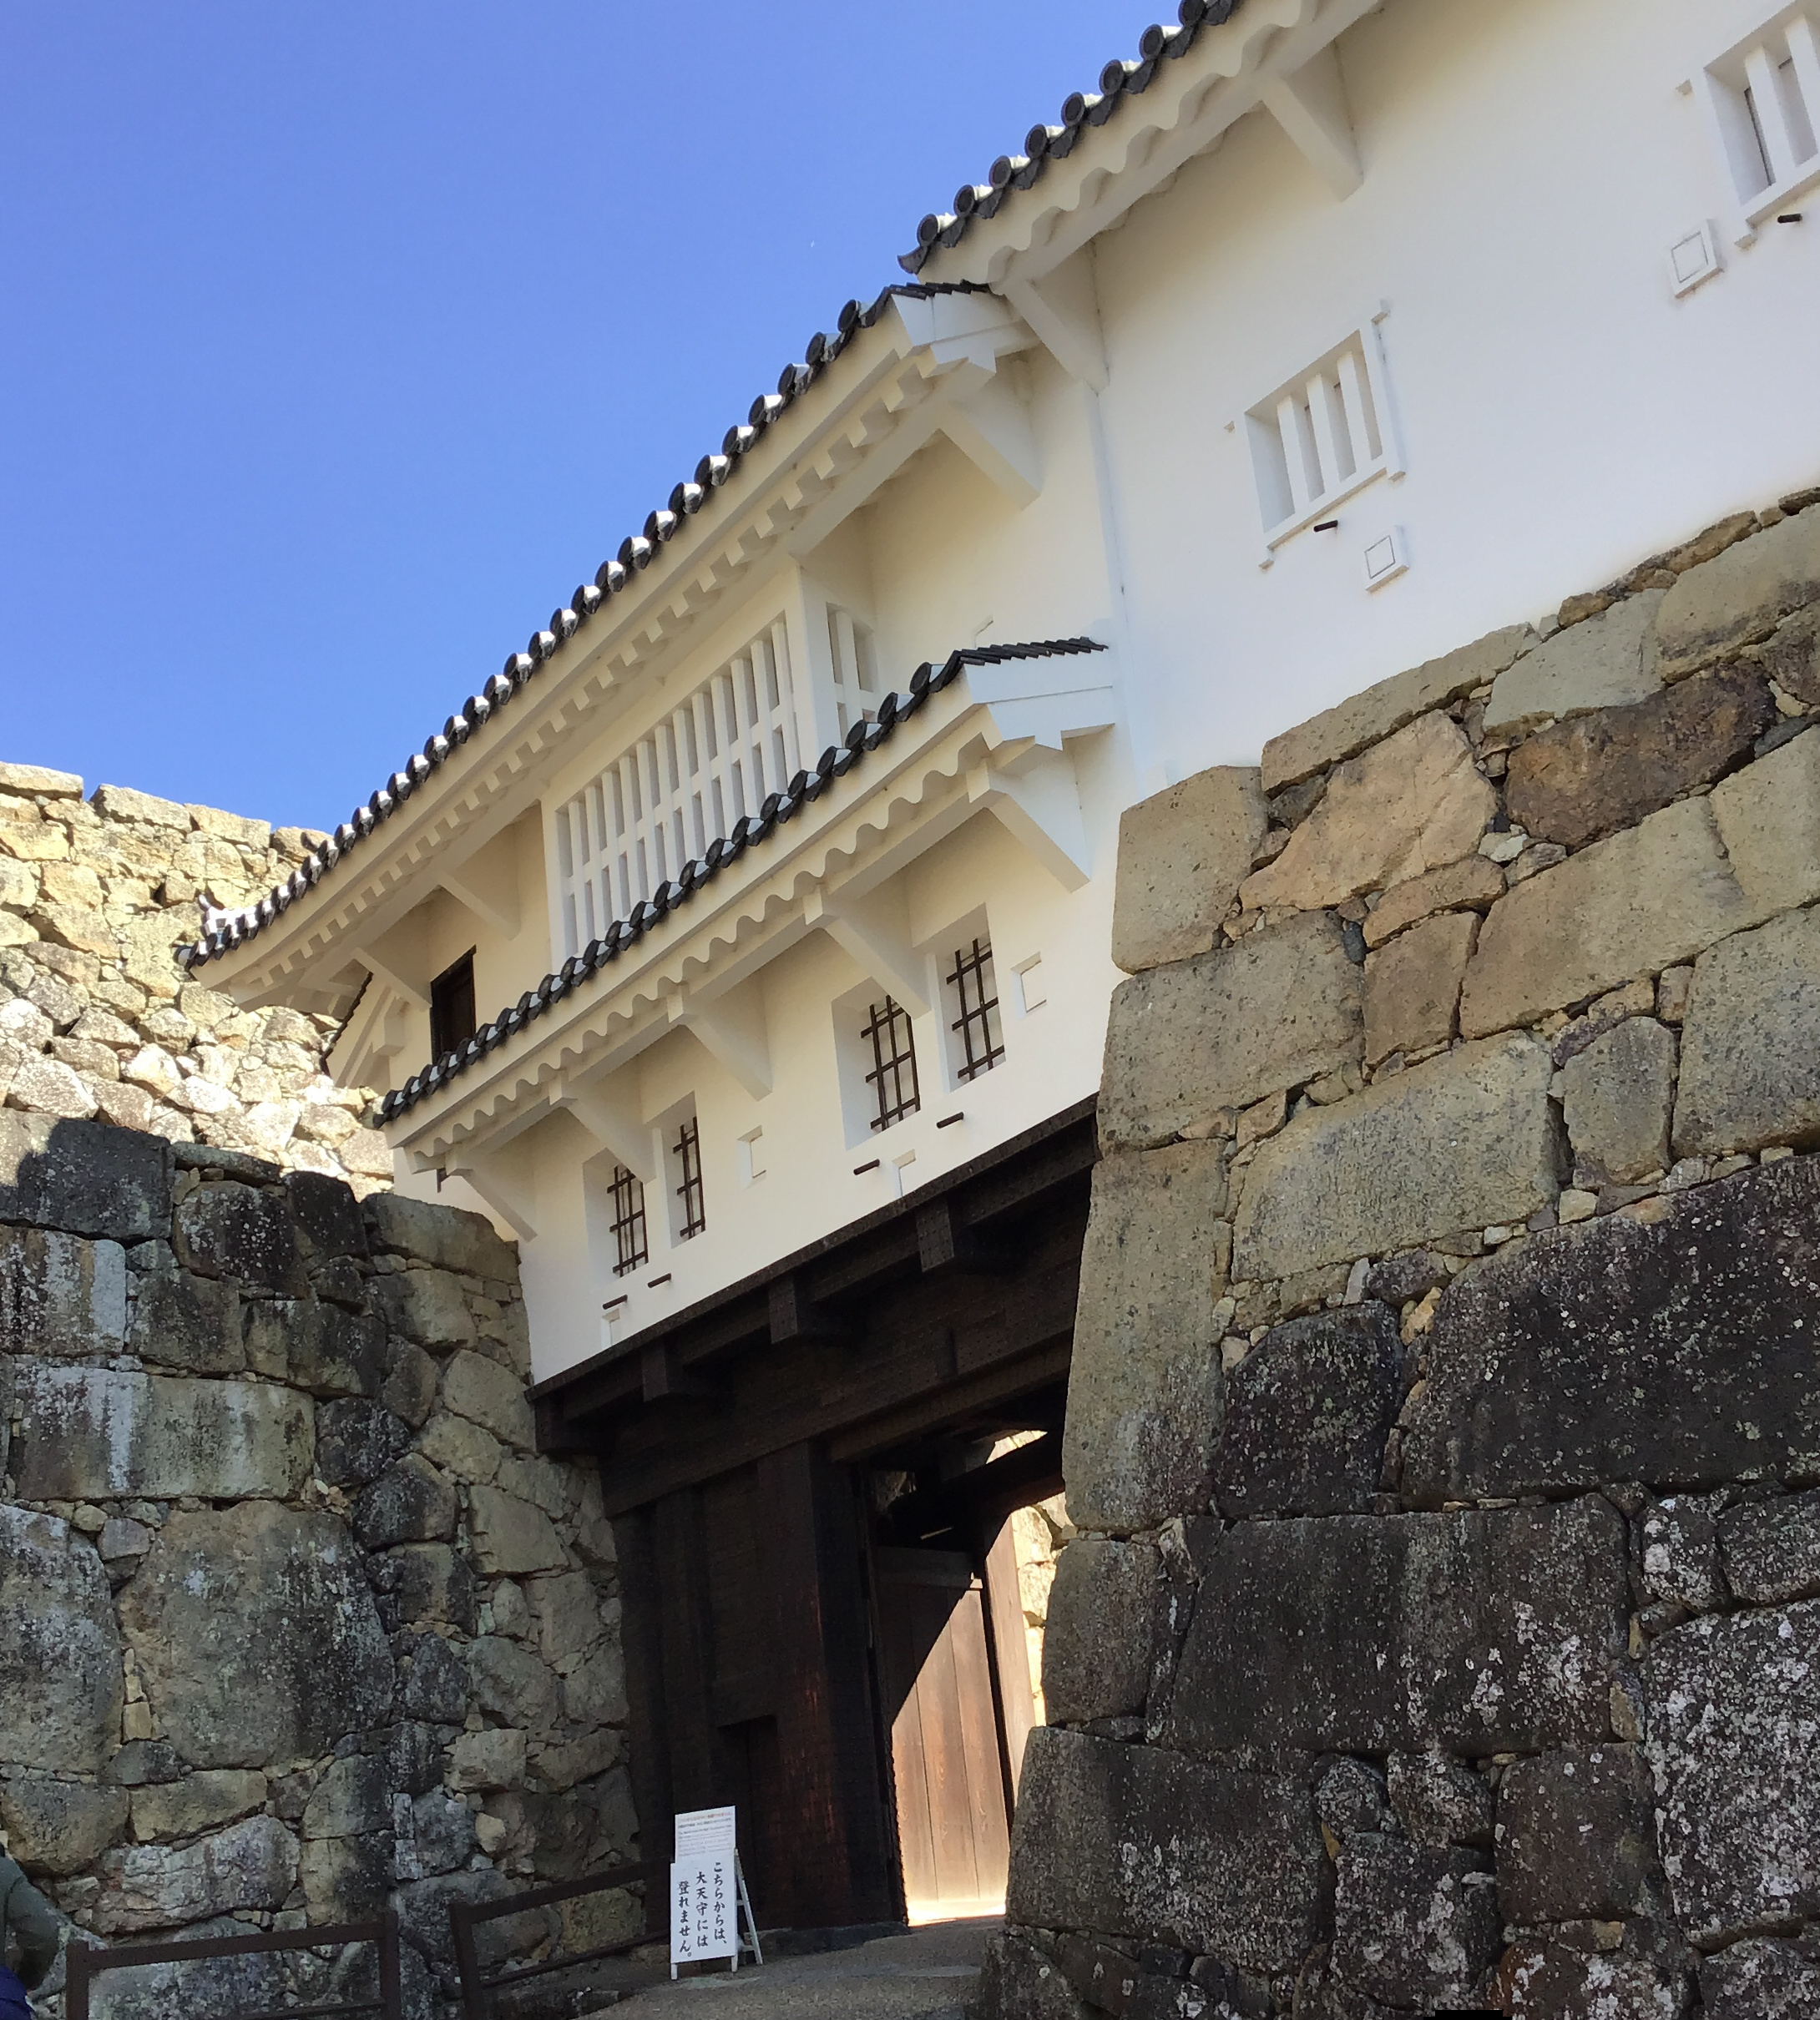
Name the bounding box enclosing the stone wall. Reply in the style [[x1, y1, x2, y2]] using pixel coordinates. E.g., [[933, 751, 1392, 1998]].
[[0, 765, 390, 1188], [982, 487, 1820, 2017], [0, 1114, 634, 2019]]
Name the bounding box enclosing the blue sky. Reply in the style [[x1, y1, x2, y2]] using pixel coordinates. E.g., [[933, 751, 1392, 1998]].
[[2, 3, 1135, 831]]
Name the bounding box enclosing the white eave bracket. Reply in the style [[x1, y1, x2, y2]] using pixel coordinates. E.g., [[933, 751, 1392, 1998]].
[[1001, 258, 1108, 391], [967, 750, 1094, 893], [1258, 41, 1362, 199], [804, 886, 932, 1017]]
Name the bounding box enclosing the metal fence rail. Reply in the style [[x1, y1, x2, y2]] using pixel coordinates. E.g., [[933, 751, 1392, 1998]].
[[447, 1861, 657, 2020], [65, 1912, 402, 2020]]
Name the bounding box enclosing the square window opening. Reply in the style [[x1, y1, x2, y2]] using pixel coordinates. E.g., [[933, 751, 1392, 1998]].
[[862, 996, 922, 1133], [946, 936, 1005, 1083], [608, 1165, 649, 1277], [668, 1112, 706, 1241]]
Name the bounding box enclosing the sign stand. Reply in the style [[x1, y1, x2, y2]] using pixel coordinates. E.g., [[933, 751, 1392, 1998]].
[[670, 1806, 764, 1979]]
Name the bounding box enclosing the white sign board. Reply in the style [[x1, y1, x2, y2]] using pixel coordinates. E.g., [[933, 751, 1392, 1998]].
[[670, 1808, 740, 1969]]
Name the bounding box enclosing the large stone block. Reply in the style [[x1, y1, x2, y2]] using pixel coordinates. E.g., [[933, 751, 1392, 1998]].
[[0, 1111, 168, 1241], [1361, 854, 1506, 949], [365, 1190, 516, 1279], [1504, 664, 1770, 849], [175, 1182, 307, 1295], [1708, 724, 1820, 919], [94, 1814, 299, 1935], [1386, 1753, 1494, 1849], [1675, 907, 1820, 1157], [301, 1754, 391, 1839], [468, 1635, 563, 1735], [1328, 1836, 1499, 2013], [1720, 1490, 1820, 1604], [399, 1632, 469, 1724], [128, 1268, 243, 1374], [315, 1398, 412, 1489], [119, 1502, 395, 1769], [1500, 1943, 1693, 2020], [373, 1543, 479, 1633], [468, 1485, 567, 1576], [0, 1773, 129, 1873], [0, 1224, 127, 1356], [1403, 1158, 1820, 1499], [1646, 1602, 1820, 1944], [1459, 798, 1757, 1038], [1063, 1142, 1230, 1533], [1484, 588, 1666, 735], [1362, 909, 1477, 1066], [1110, 767, 1267, 972], [1210, 1304, 1403, 1518], [1655, 507, 1820, 678], [1261, 624, 1530, 792], [130, 1770, 267, 1844], [1039, 1541, 1159, 1725], [1099, 913, 1361, 1150], [243, 1299, 387, 1397], [440, 1347, 535, 1451], [1231, 1036, 1560, 1282], [1700, 1938, 1820, 2019], [284, 1169, 369, 1258], [11, 1362, 314, 1501], [973, 1933, 1095, 2020], [1162, 1498, 1626, 1756], [1006, 1728, 1328, 1976], [1240, 713, 1496, 913], [354, 1454, 458, 1548], [0, 1512, 121, 1772], [1496, 1745, 1664, 1923], [372, 1266, 476, 1350], [1562, 1016, 1676, 1184]]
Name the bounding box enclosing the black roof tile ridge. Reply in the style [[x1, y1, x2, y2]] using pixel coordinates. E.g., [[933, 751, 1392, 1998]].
[[177, 280, 993, 978], [896, 0, 1244, 275], [368, 638, 1106, 1124]]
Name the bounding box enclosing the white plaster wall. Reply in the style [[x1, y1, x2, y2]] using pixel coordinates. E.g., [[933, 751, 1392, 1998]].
[[1095, 0, 1820, 779], [430, 775, 1124, 1384]]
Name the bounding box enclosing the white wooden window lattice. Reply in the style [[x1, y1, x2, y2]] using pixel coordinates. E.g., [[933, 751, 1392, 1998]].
[[555, 619, 802, 957], [1691, 7, 1820, 242], [1241, 314, 1403, 562], [827, 604, 880, 740]]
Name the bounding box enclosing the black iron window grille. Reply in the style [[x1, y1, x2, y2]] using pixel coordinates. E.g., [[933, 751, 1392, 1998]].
[[862, 996, 921, 1131], [608, 1165, 648, 1277], [673, 1117, 706, 1239], [947, 937, 1004, 1081]]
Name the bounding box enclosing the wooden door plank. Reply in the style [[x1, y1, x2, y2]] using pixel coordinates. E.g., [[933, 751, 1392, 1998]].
[[918, 1592, 979, 1902], [948, 1583, 1013, 1896], [983, 1518, 1037, 1801]]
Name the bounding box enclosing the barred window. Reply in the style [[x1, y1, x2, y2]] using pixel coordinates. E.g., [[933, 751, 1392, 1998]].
[[862, 996, 921, 1132], [946, 937, 1004, 1082], [608, 1165, 648, 1277], [673, 1116, 706, 1239]]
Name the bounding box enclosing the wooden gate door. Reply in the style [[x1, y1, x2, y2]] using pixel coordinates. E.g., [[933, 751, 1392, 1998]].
[[872, 1547, 1013, 1921]]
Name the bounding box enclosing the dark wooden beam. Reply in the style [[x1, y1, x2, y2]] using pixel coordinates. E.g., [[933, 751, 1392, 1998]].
[[768, 1270, 854, 1346], [915, 1195, 1015, 1276]]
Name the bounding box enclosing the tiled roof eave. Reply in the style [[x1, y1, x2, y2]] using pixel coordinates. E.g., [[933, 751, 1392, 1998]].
[[372, 639, 1107, 1130], [175, 281, 991, 981], [896, 0, 1246, 275]]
